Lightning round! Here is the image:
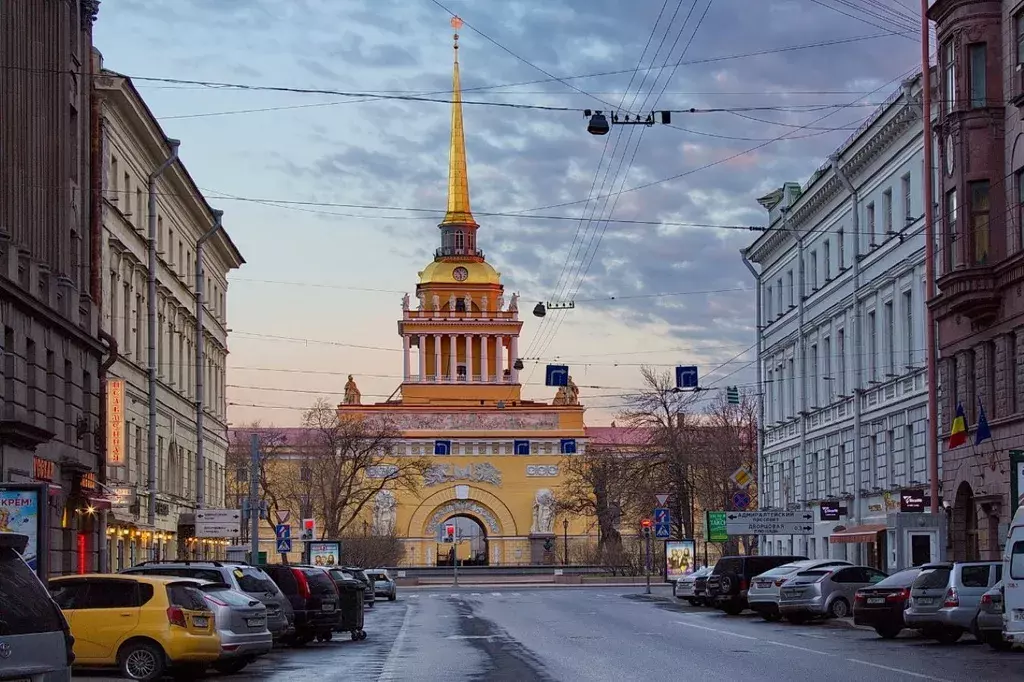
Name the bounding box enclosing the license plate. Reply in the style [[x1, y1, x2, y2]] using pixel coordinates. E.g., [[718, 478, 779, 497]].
[[757, 581, 771, 588], [322, 603, 335, 612], [1013, 611, 1024, 621], [247, 618, 265, 627], [867, 597, 885, 605], [916, 597, 934, 606], [192, 616, 209, 627]]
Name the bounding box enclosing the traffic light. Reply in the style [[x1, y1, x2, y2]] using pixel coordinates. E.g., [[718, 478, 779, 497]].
[[727, 386, 740, 405], [300, 518, 315, 541], [640, 518, 652, 528], [444, 523, 456, 543]]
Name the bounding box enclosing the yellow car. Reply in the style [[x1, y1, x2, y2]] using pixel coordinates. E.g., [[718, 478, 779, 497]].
[[48, 573, 221, 681]]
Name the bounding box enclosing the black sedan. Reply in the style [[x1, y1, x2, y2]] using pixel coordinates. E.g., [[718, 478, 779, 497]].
[[853, 567, 922, 639]]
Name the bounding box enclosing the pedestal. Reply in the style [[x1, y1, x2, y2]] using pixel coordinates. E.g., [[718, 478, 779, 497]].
[[529, 533, 557, 565]]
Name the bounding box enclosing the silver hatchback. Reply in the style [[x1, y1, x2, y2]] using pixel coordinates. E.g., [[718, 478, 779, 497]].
[[778, 565, 888, 622], [905, 561, 1001, 644], [747, 560, 853, 622], [182, 581, 273, 676]]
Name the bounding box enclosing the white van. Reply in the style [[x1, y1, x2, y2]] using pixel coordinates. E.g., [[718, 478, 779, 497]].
[[1002, 505, 1024, 644]]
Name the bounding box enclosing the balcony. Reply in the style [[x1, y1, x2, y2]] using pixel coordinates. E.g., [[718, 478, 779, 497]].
[[435, 246, 485, 259], [402, 308, 519, 321], [407, 372, 515, 384], [933, 264, 999, 324]]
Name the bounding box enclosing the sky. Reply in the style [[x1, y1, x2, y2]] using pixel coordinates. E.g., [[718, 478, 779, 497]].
[[93, 0, 925, 427]]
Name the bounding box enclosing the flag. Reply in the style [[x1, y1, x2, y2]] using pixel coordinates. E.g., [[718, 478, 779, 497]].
[[975, 399, 992, 445], [948, 401, 967, 448]]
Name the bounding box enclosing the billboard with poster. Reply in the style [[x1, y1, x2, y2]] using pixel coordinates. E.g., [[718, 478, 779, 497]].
[[665, 539, 696, 582], [309, 541, 341, 567], [0, 484, 46, 576]]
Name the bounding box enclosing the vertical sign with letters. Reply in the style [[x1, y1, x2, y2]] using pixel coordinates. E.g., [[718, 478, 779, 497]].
[[106, 378, 126, 465]]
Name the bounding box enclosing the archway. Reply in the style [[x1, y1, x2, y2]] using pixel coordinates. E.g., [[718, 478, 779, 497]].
[[952, 481, 978, 561], [435, 514, 489, 566]]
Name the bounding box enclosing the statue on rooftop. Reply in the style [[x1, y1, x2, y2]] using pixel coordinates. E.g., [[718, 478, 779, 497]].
[[343, 375, 362, 405]]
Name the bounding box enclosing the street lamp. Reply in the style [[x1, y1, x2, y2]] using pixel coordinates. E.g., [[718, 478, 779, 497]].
[[563, 518, 569, 566], [584, 109, 672, 135], [584, 110, 610, 135]]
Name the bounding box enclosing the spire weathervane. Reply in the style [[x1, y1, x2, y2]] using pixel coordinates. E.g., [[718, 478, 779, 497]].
[[441, 15, 477, 228]]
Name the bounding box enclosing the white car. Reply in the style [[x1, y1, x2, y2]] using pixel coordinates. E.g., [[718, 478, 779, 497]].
[[674, 566, 713, 605]]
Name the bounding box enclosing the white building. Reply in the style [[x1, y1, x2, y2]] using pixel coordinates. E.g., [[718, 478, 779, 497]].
[[743, 73, 945, 571], [94, 55, 245, 568]]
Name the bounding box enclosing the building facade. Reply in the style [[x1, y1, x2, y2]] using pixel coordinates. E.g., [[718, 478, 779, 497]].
[[745, 75, 946, 571], [0, 0, 110, 576], [93, 57, 245, 568], [927, 0, 1024, 561]]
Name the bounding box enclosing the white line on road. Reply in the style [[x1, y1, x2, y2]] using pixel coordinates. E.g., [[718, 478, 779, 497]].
[[675, 621, 758, 640], [446, 635, 497, 640], [471, 592, 481, 596], [769, 641, 832, 656], [376, 602, 414, 682], [491, 592, 503, 596], [845, 658, 952, 681]]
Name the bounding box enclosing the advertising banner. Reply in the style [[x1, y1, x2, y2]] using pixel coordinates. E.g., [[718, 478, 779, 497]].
[[106, 378, 126, 465], [0, 485, 44, 573], [309, 541, 341, 567], [665, 539, 696, 582]]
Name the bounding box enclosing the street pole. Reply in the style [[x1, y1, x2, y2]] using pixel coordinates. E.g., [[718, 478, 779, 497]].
[[563, 518, 569, 566], [249, 433, 260, 564], [453, 530, 460, 587], [194, 208, 224, 510], [644, 529, 652, 595]]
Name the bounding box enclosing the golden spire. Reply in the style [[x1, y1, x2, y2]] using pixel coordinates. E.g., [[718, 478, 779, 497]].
[[441, 15, 478, 228]]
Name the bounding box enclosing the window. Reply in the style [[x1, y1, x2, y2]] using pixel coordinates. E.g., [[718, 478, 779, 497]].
[[868, 310, 878, 381], [823, 336, 832, 399], [946, 188, 959, 270], [810, 344, 819, 406], [157, 216, 164, 252], [787, 357, 796, 417], [970, 180, 990, 265], [837, 328, 846, 394], [883, 189, 893, 234], [136, 293, 144, 358], [902, 173, 912, 221], [135, 188, 143, 229], [110, 156, 119, 201], [766, 370, 774, 422], [25, 338, 36, 414], [823, 240, 831, 281], [809, 251, 818, 291], [837, 227, 845, 268], [960, 564, 991, 588], [1017, 12, 1024, 67], [867, 202, 876, 245], [122, 282, 131, 355], [78, 580, 140, 609], [766, 285, 773, 319], [903, 290, 914, 366], [300, 465, 312, 482], [454, 230, 465, 250], [0, 548, 67, 635], [787, 271, 794, 307], [1010, 332, 1019, 415], [1018, 170, 1024, 252], [776, 281, 783, 317], [943, 40, 956, 114], [969, 43, 987, 108], [884, 300, 895, 374]]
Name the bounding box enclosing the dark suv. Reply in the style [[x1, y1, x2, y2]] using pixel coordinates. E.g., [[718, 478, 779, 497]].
[[261, 564, 340, 646], [706, 554, 807, 615]]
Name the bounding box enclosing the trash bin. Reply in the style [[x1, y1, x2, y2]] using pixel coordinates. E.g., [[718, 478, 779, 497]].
[[334, 577, 366, 641]]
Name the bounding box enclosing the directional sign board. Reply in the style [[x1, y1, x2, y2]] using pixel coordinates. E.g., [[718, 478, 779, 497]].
[[675, 365, 698, 390], [654, 508, 669, 524], [195, 509, 242, 538], [724, 510, 815, 536], [545, 364, 569, 387], [275, 524, 291, 540]]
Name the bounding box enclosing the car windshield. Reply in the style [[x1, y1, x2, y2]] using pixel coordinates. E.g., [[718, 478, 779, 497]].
[[204, 587, 261, 608], [757, 563, 803, 578], [368, 572, 388, 581], [795, 569, 831, 578], [913, 567, 952, 589]]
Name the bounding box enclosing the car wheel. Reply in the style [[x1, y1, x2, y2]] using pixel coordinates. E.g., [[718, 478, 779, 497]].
[[722, 603, 744, 616], [118, 641, 166, 682], [212, 659, 250, 675], [761, 612, 783, 622], [686, 598, 698, 606], [828, 598, 850, 619], [389, 594, 397, 601], [786, 613, 811, 625], [874, 624, 902, 639], [932, 629, 962, 645]]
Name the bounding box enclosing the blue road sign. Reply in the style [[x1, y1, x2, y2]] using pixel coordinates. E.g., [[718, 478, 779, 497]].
[[545, 364, 570, 387], [560, 438, 577, 454], [732, 490, 751, 511], [513, 439, 531, 455], [654, 508, 670, 525], [276, 537, 292, 553], [655, 523, 671, 539], [434, 440, 452, 455], [676, 365, 699, 390], [275, 524, 290, 540]]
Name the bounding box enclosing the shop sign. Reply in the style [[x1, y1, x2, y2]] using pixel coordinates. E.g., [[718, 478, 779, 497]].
[[32, 457, 54, 482], [80, 472, 97, 491], [106, 378, 126, 465]]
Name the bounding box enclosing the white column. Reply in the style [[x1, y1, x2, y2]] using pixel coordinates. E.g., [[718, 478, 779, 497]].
[[511, 335, 519, 383], [449, 334, 456, 381], [466, 334, 474, 382], [403, 334, 411, 381], [418, 334, 426, 381], [495, 336, 504, 383], [433, 334, 441, 382], [481, 334, 489, 382]]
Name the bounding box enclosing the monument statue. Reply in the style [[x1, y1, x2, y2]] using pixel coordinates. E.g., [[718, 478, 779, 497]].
[[509, 293, 519, 312], [464, 293, 472, 312], [553, 375, 580, 406], [481, 294, 488, 312], [497, 294, 505, 311], [448, 293, 457, 311], [432, 294, 441, 311], [417, 292, 425, 310], [531, 488, 556, 534], [343, 375, 362, 405], [372, 490, 397, 535], [402, 293, 410, 311]]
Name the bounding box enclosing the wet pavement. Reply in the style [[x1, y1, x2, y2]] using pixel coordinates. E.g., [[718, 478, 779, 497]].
[[74, 585, 1024, 681]]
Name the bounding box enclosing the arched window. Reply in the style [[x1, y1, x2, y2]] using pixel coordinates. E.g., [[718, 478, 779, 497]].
[[454, 230, 465, 250]]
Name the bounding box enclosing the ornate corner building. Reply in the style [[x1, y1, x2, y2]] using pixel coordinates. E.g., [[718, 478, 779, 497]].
[[927, 0, 1024, 560]]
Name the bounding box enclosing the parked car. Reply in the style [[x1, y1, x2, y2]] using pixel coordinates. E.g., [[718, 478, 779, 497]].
[[178, 580, 274, 674], [778, 565, 888, 622], [0, 532, 74, 682], [973, 581, 1008, 651], [343, 566, 376, 608], [1002, 505, 1024, 647], [853, 566, 923, 639], [747, 559, 852, 622], [122, 560, 293, 643], [904, 561, 1001, 643], [48, 574, 220, 681], [366, 569, 397, 601], [674, 566, 713, 605], [706, 555, 807, 615], [693, 569, 713, 605], [260, 564, 341, 646]]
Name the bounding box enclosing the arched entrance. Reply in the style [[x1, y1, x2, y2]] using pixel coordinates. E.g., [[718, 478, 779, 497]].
[[435, 514, 489, 566], [952, 481, 979, 561]]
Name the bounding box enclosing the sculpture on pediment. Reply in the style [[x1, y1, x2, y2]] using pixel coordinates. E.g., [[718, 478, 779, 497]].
[[481, 294, 489, 312], [448, 293, 457, 311], [509, 293, 519, 312], [464, 293, 472, 312], [553, 375, 580, 406], [531, 489, 556, 534], [343, 375, 362, 405], [432, 294, 441, 311], [417, 292, 425, 310], [372, 490, 397, 535], [497, 294, 505, 311], [402, 293, 410, 311]]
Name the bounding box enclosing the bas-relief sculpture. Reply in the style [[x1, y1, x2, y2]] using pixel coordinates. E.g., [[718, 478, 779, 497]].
[[423, 462, 502, 487], [387, 411, 560, 431], [427, 501, 500, 534], [531, 489, 556, 535], [372, 490, 397, 535]]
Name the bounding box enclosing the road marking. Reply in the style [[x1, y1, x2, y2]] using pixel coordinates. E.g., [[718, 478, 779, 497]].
[[446, 635, 496, 640], [675, 621, 758, 640], [471, 592, 481, 596], [769, 641, 831, 655], [376, 603, 413, 682], [511, 592, 522, 597], [845, 658, 951, 681], [450, 593, 459, 598], [491, 592, 503, 596]]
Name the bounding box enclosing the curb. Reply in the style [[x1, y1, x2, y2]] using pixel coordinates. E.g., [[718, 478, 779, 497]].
[[399, 582, 673, 590]]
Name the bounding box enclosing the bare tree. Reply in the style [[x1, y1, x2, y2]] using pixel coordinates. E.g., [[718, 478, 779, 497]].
[[226, 423, 292, 542], [299, 398, 430, 539]]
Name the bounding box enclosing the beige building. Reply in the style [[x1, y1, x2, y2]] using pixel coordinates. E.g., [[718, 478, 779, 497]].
[[93, 52, 245, 568]]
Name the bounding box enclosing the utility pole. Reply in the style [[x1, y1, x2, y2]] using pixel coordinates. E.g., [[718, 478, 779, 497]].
[[194, 208, 224, 510], [644, 527, 652, 595], [249, 433, 260, 564], [453, 529, 460, 587]]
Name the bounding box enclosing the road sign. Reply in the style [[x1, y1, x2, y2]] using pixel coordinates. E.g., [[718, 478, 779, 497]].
[[275, 510, 291, 525], [732, 491, 751, 510], [275, 524, 290, 540], [675, 365, 698, 389], [655, 493, 669, 506], [196, 509, 241, 524], [434, 440, 452, 455], [654, 508, 669, 524], [545, 364, 569, 386], [730, 465, 754, 489], [726, 386, 740, 405], [560, 439, 577, 454], [655, 524, 671, 539], [724, 510, 815, 535], [705, 511, 728, 542], [195, 509, 242, 538], [276, 537, 292, 552], [513, 440, 531, 455]]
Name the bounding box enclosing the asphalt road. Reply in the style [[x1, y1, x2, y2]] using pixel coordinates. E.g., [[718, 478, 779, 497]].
[[74, 586, 1024, 681]]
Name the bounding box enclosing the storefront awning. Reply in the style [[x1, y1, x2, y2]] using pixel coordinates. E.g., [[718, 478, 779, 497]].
[[86, 496, 113, 511], [829, 524, 886, 544]]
